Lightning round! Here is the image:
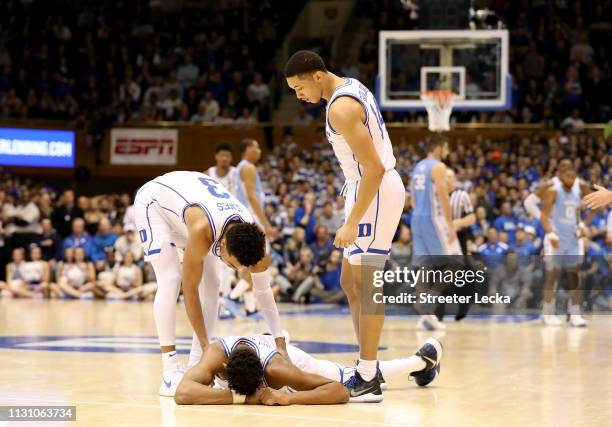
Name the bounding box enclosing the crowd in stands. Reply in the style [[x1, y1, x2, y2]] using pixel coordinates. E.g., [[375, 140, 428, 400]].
[[0, 0, 304, 127], [3, 129, 608, 308]]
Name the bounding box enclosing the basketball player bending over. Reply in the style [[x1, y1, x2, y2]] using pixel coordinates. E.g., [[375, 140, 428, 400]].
[[134, 171, 285, 397], [174, 334, 442, 405], [285, 51, 404, 402]]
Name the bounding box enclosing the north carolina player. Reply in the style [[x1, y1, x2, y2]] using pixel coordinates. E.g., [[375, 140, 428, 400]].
[[205, 143, 237, 319], [540, 159, 593, 327], [134, 171, 286, 397], [410, 135, 460, 331], [285, 51, 404, 402], [225, 139, 277, 318], [175, 334, 442, 405]]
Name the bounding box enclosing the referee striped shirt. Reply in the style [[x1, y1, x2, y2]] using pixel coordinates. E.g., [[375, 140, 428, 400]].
[[451, 189, 474, 255], [450, 189, 474, 219]]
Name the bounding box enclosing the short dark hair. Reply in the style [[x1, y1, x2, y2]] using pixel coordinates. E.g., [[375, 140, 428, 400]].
[[226, 346, 265, 395], [240, 138, 257, 154], [226, 222, 266, 267], [425, 134, 449, 153], [215, 143, 233, 154], [284, 50, 327, 78]]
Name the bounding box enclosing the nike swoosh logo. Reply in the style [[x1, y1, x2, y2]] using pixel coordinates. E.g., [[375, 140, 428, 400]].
[[422, 355, 437, 366], [163, 377, 172, 389]]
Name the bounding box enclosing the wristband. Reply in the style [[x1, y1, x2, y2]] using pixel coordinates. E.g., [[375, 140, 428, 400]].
[[546, 232, 559, 241], [232, 391, 246, 404]]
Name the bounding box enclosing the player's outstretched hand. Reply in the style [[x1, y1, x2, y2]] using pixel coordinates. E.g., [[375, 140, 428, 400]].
[[258, 387, 291, 406], [334, 223, 358, 248], [583, 185, 612, 209]]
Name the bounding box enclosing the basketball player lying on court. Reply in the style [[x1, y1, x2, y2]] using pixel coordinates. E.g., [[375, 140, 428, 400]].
[[134, 171, 286, 396], [174, 335, 442, 405]]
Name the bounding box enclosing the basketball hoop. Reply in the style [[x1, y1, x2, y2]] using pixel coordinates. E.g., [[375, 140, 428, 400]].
[[420, 90, 456, 132]]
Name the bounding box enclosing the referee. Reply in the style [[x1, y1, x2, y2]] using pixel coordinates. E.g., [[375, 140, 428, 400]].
[[436, 169, 477, 321], [447, 169, 476, 254]]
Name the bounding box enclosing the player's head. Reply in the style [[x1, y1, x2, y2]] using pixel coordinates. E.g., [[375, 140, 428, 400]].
[[558, 158, 576, 189], [219, 222, 266, 269], [225, 345, 265, 395], [284, 50, 328, 104], [214, 143, 233, 168], [425, 134, 449, 159], [240, 138, 262, 162]]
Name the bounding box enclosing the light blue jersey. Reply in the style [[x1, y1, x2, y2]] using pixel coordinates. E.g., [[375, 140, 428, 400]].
[[411, 158, 441, 221], [410, 158, 461, 258], [551, 178, 581, 241], [235, 159, 265, 215]]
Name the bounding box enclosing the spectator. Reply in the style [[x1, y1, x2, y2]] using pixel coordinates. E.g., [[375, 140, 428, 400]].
[[479, 228, 509, 295], [97, 251, 156, 300], [62, 218, 92, 258], [310, 225, 334, 265], [235, 107, 256, 125], [471, 206, 491, 237], [51, 190, 83, 238], [494, 202, 518, 245], [2, 190, 41, 248], [52, 247, 95, 299], [199, 91, 220, 121], [177, 54, 200, 89], [0, 247, 46, 298], [114, 224, 143, 262], [91, 218, 118, 266], [247, 74, 270, 105], [390, 225, 412, 268], [294, 193, 317, 243], [292, 106, 314, 126], [561, 107, 586, 129], [32, 218, 62, 262]]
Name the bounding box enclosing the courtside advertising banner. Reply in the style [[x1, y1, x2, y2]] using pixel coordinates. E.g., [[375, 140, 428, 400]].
[[110, 128, 178, 165], [0, 127, 75, 168]]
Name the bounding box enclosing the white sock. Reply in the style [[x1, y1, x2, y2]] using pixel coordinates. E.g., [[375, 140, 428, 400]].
[[542, 300, 555, 315], [357, 359, 377, 381], [244, 291, 256, 312], [568, 304, 581, 316], [379, 356, 426, 379], [162, 350, 179, 374], [229, 279, 249, 299], [151, 242, 182, 347]]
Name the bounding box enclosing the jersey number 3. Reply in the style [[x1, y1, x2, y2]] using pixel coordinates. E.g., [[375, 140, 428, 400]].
[[199, 177, 231, 199]]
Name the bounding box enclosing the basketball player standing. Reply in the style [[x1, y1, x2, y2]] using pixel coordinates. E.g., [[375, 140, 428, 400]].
[[285, 51, 404, 402]]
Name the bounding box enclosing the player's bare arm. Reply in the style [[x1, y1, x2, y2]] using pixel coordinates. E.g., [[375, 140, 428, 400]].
[[262, 357, 349, 405], [540, 188, 560, 249], [241, 164, 273, 234], [328, 97, 385, 248], [431, 163, 456, 243], [183, 206, 214, 351], [174, 344, 231, 405]]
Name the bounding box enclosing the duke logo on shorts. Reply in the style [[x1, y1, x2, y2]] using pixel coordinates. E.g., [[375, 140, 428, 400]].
[[134, 171, 253, 260], [325, 78, 404, 264]]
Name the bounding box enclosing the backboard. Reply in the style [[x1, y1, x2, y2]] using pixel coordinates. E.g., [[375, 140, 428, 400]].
[[377, 30, 510, 111]]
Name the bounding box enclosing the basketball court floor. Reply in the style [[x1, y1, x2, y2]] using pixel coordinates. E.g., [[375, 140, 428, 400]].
[[0, 299, 610, 426]]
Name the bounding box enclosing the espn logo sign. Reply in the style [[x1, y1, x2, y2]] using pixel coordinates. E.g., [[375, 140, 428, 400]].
[[110, 128, 178, 165]]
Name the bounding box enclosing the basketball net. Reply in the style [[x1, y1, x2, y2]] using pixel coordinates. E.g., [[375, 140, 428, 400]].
[[420, 90, 456, 132]]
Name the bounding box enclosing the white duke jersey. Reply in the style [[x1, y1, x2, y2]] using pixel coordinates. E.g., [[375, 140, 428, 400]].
[[135, 171, 253, 258], [205, 166, 236, 195], [325, 78, 396, 182]]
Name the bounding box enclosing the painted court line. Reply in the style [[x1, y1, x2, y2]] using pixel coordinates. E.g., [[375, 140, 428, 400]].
[[0, 396, 408, 426]]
